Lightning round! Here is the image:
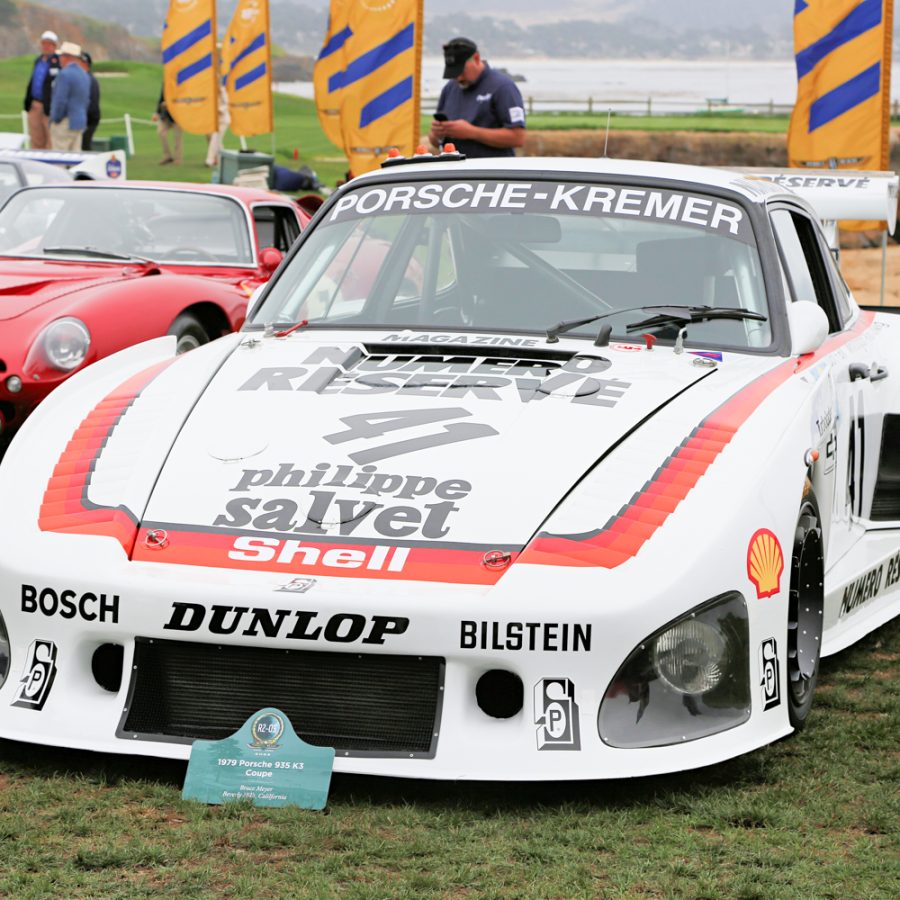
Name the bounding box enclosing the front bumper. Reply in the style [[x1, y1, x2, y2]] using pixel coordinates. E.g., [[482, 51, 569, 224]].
[[0, 553, 792, 780]]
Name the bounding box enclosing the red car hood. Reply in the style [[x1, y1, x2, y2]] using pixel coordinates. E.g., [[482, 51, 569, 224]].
[[0, 260, 140, 320]]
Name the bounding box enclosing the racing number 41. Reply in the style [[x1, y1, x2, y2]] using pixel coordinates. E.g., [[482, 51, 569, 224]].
[[847, 393, 866, 519], [324, 408, 499, 464]]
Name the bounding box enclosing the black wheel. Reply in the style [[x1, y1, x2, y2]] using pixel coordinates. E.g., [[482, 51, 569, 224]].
[[787, 490, 824, 729], [168, 313, 209, 354]]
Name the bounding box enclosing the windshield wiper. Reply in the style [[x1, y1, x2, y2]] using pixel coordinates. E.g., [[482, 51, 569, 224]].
[[43, 247, 157, 265], [625, 305, 767, 332], [547, 304, 766, 343]]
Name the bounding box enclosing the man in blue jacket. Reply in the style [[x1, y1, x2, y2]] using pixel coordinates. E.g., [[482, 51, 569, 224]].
[[428, 37, 526, 158], [23, 30, 60, 150], [50, 42, 91, 151]]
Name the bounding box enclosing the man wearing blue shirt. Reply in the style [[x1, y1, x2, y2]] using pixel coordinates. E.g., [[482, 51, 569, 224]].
[[428, 37, 526, 159], [23, 31, 60, 150], [50, 42, 91, 152]]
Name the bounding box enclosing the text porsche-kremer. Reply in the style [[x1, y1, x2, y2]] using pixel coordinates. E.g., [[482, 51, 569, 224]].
[[1, 157, 898, 780]]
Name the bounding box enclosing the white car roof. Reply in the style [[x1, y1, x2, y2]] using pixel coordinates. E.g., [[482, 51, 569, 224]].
[[356, 156, 899, 233], [355, 156, 784, 205]]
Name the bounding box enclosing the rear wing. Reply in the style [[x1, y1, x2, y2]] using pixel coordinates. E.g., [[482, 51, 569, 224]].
[[733, 167, 898, 246], [0, 148, 127, 181]]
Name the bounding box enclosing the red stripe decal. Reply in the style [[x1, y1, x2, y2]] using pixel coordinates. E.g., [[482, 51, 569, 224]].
[[131, 528, 516, 585], [38, 360, 175, 555], [519, 311, 875, 569]]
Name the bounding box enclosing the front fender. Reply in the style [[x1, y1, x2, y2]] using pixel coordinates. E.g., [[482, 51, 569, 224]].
[[0, 334, 241, 568]]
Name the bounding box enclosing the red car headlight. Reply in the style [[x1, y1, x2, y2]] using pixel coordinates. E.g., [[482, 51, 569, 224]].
[[26, 317, 92, 373]]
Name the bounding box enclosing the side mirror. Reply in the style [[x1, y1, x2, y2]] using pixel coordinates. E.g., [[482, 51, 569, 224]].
[[787, 301, 829, 356], [259, 246, 283, 276]]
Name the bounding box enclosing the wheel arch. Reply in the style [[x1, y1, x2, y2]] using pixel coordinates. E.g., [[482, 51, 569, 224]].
[[170, 301, 233, 341]]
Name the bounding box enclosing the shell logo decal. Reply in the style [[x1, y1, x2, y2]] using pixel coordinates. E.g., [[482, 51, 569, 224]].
[[747, 529, 784, 599]]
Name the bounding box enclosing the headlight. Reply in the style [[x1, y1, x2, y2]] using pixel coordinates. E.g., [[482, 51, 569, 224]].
[[42, 317, 91, 371], [598, 591, 750, 748], [0, 612, 10, 690]]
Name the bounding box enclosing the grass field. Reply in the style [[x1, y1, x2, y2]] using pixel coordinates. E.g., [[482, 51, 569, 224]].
[[0, 58, 794, 190], [0, 617, 896, 897]]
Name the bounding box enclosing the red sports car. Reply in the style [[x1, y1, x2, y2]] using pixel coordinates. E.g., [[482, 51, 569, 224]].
[[0, 181, 312, 449]]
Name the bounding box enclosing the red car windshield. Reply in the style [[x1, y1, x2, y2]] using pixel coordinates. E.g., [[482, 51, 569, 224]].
[[0, 187, 254, 266]]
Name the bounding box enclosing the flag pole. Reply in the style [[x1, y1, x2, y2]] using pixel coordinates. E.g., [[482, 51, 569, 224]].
[[413, 0, 424, 152]]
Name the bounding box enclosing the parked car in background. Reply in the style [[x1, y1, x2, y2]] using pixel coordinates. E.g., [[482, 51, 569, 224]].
[[0, 157, 72, 205], [0, 181, 310, 449]]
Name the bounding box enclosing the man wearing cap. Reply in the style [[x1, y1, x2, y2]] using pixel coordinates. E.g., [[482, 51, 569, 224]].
[[429, 38, 526, 159], [49, 42, 91, 151], [23, 31, 60, 150]]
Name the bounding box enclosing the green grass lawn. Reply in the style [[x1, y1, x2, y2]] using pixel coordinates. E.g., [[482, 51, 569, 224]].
[[0, 57, 796, 191], [0, 618, 896, 897]]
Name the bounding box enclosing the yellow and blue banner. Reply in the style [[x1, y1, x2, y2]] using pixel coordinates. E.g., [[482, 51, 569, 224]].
[[789, 0, 894, 175], [314, 0, 423, 175], [223, 0, 273, 137], [162, 0, 219, 134]]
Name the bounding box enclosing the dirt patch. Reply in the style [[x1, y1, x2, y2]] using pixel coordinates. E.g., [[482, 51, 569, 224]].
[[524, 128, 789, 166], [841, 245, 900, 307], [524, 126, 900, 170]]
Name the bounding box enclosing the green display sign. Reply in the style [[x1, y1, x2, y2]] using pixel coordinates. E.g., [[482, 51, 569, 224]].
[[182, 708, 335, 810]]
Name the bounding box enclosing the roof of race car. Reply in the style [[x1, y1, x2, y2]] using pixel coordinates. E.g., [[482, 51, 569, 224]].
[[9, 179, 289, 205], [354, 156, 786, 204]]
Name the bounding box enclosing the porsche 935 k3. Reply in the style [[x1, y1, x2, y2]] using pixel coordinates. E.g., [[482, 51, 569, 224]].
[[0, 157, 898, 780]]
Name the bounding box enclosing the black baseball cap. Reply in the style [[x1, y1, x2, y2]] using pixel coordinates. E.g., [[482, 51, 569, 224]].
[[442, 37, 477, 79]]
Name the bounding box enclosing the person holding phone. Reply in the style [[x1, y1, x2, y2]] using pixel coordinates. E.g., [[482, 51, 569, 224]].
[[428, 37, 526, 159]]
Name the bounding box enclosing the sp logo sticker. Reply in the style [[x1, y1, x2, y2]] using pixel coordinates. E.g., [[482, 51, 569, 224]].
[[534, 678, 580, 751], [760, 638, 781, 710], [276, 577, 317, 594], [12, 639, 58, 710]]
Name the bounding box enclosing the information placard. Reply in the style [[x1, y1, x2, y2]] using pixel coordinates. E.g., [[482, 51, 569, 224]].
[[182, 708, 335, 809]]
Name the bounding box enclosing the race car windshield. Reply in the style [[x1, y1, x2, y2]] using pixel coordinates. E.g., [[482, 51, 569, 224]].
[[0, 187, 254, 266], [251, 179, 772, 350]]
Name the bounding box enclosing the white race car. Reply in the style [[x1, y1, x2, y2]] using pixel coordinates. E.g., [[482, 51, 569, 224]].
[[1, 158, 898, 780]]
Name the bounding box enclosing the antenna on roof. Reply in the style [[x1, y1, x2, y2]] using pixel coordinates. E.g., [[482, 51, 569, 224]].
[[602, 108, 612, 158]]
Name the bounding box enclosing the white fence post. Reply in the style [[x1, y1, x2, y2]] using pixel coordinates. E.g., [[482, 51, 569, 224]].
[[124, 113, 135, 156]]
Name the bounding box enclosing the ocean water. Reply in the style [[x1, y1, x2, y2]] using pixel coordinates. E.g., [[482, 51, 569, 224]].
[[277, 57, 900, 115]]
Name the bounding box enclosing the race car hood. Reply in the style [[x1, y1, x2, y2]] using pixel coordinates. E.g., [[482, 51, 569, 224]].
[[134, 334, 721, 549], [0, 260, 150, 320]]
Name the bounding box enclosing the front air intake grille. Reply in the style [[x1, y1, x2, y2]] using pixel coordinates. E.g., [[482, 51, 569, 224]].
[[120, 638, 443, 757]]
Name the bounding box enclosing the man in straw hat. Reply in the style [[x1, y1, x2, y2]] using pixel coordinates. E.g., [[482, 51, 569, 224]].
[[49, 41, 91, 151]]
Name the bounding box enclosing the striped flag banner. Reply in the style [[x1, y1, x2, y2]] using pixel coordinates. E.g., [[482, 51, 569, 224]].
[[162, 0, 219, 135], [314, 0, 424, 175], [223, 0, 273, 137], [788, 0, 895, 229]]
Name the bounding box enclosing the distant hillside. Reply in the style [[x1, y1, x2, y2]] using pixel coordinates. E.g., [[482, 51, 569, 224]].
[[30, 0, 797, 59], [1, 0, 156, 60]]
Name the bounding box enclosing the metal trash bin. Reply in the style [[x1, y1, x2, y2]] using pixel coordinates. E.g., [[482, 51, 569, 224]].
[[109, 135, 129, 155], [219, 150, 274, 188], [91, 137, 111, 152]]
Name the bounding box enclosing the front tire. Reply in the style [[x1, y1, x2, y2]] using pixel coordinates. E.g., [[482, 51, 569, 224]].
[[168, 313, 209, 354], [787, 489, 824, 729]]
